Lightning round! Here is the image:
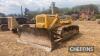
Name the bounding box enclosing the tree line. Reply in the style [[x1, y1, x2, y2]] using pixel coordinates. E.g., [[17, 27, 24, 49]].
[[0, 4, 99, 19]]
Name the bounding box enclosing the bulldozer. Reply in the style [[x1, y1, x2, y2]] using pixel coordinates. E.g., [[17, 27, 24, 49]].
[[16, 2, 79, 51], [16, 14, 79, 51]]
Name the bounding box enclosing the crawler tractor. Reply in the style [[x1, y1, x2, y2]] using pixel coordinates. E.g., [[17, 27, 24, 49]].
[[17, 14, 79, 51]]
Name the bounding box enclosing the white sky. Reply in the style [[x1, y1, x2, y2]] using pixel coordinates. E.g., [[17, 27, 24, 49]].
[[0, 0, 100, 14]]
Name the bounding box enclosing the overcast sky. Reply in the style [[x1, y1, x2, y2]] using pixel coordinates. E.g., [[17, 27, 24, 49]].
[[0, 0, 100, 14]]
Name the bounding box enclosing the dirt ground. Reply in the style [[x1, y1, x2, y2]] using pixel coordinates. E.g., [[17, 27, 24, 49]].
[[0, 21, 100, 56]]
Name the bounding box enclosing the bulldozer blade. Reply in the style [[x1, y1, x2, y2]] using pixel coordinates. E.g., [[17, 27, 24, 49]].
[[17, 29, 53, 52]]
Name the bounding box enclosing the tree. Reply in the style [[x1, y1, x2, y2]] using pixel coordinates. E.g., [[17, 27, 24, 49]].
[[24, 8, 30, 16], [72, 4, 99, 14], [0, 13, 6, 17]]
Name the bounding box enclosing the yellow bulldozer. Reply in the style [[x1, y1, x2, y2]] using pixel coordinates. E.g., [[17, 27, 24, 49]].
[[17, 14, 79, 51]]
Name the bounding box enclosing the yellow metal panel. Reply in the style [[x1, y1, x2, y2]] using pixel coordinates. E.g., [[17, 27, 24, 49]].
[[35, 14, 60, 29]]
